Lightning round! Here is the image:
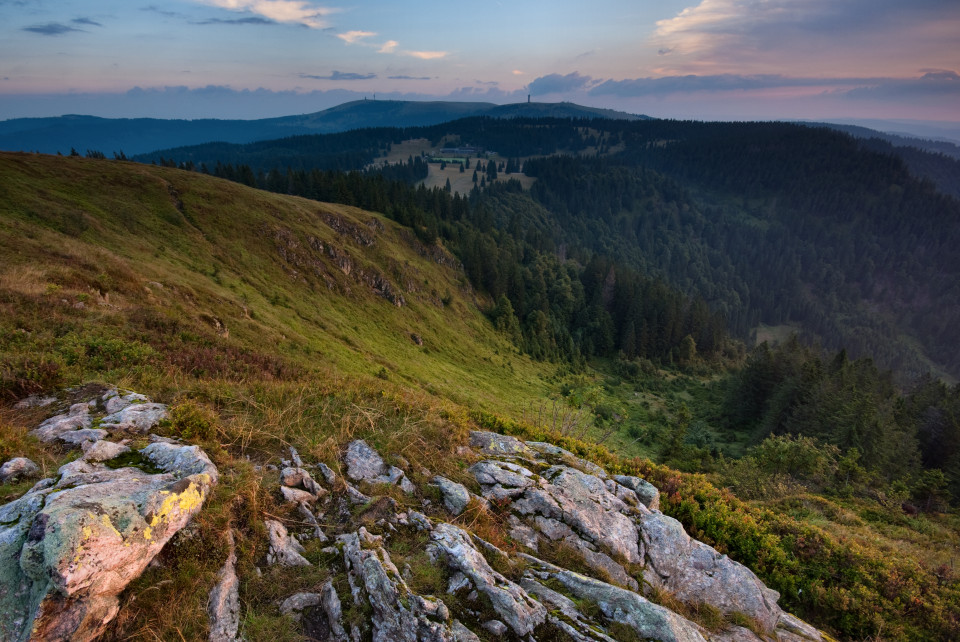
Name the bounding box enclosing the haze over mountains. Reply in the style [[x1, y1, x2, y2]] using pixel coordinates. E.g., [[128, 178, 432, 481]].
[[0, 100, 645, 157]]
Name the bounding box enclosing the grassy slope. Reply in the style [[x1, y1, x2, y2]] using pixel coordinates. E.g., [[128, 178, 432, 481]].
[[0, 152, 553, 413]]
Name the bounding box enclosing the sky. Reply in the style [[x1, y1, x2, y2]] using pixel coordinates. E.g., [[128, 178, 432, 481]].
[[1, 0, 959, 125]]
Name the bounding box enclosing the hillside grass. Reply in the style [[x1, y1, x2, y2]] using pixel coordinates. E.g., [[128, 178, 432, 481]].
[[0, 152, 553, 415]]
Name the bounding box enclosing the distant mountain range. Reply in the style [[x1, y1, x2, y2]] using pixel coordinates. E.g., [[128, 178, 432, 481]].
[[0, 100, 647, 156]]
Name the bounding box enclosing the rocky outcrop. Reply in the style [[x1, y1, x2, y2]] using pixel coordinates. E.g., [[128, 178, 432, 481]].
[[429, 522, 547, 635], [3, 393, 829, 642], [0, 389, 217, 641], [247, 436, 827, 641]]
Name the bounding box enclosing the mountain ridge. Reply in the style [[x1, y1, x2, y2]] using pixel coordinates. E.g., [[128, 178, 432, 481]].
[[0, 100, 646, 156]]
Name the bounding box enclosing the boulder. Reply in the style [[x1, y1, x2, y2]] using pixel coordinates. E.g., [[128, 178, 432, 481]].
[[14, 395, 57, 409], [280, 466, 326, 497], [0, 440, 217, 641], [475, 462, 643, 585], [526, 441, 607, 477], [345, 440, 387, 481], [0, 457, 40, 483], [102, 389, 150, 415], [281, 486, 317, 505], [279, 586, 348, 642], [57, 428, 108, 446]]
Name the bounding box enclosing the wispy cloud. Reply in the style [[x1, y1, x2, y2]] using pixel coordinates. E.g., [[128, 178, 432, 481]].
[[300, 70, 376, 80], [72, 17, 102, 27], [195, 0, 335, 29], [388, 75, 431, 80], [587, 71, 960, 101], [652, 0, 960, 75], [142, 5, 184, 18], [405, 50, 447, 60], [378, 40, 398, 54], [196, 16, 275, 25], [22, 22, 83, 36], [337, 30, 375, 43]]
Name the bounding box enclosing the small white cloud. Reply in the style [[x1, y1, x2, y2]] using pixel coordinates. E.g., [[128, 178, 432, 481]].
[[197, 0, 335, 29], [512, 69, 524, 75], [337, 30, 376, 43], [405, 50, 447, 60], [378, 39, 398, 54]]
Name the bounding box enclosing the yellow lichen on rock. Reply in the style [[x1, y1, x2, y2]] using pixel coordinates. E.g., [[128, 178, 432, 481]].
[[149, 479, 204, 531]]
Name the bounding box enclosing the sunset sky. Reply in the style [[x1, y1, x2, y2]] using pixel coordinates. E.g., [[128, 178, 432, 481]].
[[1, 0, 959, 124]]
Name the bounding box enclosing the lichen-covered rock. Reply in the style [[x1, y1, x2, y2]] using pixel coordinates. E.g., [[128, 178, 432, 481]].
[[431, 476, 470, 515], [639, 511, 782, 633], [0, 457, 40, 483], [429, 522, 546, 636], [468, 430, 532, 457], [0, 438, 217, 641]]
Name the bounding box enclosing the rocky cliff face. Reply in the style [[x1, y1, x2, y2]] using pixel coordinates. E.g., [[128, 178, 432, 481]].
[[0, 391, 829, 641]]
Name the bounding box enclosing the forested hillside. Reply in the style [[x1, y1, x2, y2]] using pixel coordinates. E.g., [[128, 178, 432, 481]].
[[144, 117, 960, 381]]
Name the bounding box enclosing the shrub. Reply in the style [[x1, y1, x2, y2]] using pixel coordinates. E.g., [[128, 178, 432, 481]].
[[164, 401, 218, 441], [0, 356, 63, 401]]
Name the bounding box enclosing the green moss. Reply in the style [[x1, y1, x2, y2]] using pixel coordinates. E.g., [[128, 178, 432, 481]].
[[104, 450, 165, 475]]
